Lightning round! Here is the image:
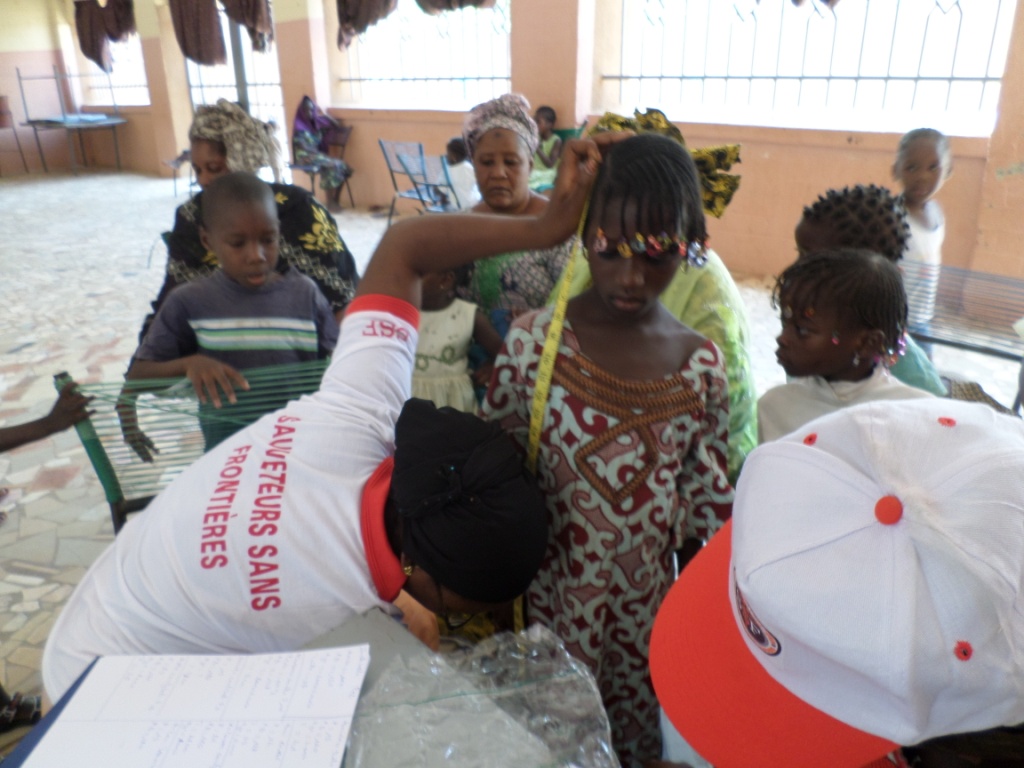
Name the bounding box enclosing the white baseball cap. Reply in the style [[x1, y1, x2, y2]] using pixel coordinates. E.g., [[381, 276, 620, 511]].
[[651, 398, 1024, 768]]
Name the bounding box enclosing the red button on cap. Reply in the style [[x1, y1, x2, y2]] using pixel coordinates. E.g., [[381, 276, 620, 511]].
[[875, 495, 903, 525]]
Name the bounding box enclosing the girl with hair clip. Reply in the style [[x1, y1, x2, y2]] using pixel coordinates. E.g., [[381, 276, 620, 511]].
[[795, 184, 947, 396], [483, 132, 733, 768], [758, 247, 934, 444]]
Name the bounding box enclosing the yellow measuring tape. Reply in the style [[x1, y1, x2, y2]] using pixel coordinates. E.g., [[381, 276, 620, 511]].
[[525, 196, 591, 474]]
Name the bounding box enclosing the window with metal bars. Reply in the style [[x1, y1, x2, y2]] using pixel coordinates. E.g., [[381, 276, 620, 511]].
[[83, 35, 151, 107], [597, 0, 1016, 136], [332, 0, 511, 110], [185, 8, 286, 150]]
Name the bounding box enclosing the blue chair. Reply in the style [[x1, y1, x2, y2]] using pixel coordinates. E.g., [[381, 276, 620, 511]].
[[398, 152, 459, 213], [379, 139, 432, 226]]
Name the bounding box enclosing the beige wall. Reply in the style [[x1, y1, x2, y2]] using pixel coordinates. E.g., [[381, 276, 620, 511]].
[[2, 0, 1023, 280]]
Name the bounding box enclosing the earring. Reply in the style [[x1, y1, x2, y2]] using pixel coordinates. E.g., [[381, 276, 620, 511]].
[[831, 331, 840, 346], [402, 563, 414, 577], [852, 353, 861, 367]]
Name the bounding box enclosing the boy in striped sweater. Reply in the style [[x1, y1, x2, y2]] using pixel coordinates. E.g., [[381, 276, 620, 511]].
[[125, 172, 338, 454]]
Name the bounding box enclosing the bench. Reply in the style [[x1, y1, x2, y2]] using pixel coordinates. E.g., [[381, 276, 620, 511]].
[[903, 264, 1024, 412], [57, 360, 329, 534], [903, 264, 1024, 362]]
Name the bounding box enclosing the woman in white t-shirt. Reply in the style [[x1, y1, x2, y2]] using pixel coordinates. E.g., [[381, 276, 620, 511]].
[[41, 132, 612, 705]]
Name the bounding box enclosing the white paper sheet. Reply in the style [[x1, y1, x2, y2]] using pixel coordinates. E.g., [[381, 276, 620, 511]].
[[24, 645, 370, 768]]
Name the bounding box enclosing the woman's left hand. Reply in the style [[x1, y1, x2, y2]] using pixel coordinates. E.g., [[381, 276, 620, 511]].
[[542, 131, 634, 242]]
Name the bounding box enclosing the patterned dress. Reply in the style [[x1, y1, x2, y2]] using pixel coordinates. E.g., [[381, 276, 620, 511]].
[[458, 241, 572, 337], [483, 308, 733, 768]]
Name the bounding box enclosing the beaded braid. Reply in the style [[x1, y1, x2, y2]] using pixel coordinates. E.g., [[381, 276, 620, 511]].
[[802, 184, 909, 262], [583, 133, 707, 248], [772, 247, 908, 356]]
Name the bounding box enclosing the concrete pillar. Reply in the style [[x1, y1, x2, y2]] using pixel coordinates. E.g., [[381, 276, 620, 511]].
[[968, 1, 1024, 277]]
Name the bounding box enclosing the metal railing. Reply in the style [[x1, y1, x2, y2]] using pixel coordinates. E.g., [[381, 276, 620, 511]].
[[602, 0, 1017, 135], [335, 0, 511, 108]]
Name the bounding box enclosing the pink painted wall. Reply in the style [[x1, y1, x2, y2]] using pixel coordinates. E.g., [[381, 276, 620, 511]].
[[677, 123, 987, 279], [326, 108, 466, 216]]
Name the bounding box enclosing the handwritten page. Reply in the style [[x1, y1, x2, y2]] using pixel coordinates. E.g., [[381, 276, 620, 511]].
[[24, 645, 370, 768]]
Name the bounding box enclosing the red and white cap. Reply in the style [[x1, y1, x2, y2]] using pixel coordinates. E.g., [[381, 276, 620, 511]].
[[651, 398, 1024, 768]]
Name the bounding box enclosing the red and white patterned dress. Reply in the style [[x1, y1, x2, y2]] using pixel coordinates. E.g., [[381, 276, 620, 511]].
[[483, 308, 733, 768]]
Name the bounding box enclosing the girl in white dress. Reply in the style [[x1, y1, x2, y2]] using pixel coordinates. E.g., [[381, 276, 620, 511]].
[[413, 265, 503, 412]]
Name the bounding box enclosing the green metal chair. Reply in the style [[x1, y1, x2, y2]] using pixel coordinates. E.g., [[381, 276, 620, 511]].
[[56, 360, 330, 533]]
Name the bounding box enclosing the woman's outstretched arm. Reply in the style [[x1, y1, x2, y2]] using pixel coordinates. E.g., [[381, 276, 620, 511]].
[[357, 135, 624, 307]]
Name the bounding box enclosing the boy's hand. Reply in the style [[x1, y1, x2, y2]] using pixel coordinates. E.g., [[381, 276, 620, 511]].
[[184, 356, 249, 408], [42, 382, 94, 433]]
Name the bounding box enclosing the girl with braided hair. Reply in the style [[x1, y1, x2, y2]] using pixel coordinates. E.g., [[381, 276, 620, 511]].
[[795, 184, 947, 396], [142, 99, 359, 344], [758, 248, 934, 443], [483, 133, 733, 767]]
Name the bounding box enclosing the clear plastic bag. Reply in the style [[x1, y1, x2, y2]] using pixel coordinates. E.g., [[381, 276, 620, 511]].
[[345, 624, 619, 767]]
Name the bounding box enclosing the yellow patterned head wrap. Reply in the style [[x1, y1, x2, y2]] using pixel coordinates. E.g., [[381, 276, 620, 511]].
[[588, 109, 741, 218]]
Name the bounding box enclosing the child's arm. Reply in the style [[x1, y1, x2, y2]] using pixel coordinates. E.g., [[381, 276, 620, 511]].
[[128, 357, 249, 409], [0, 382, 93, 454], [356, 135, 618, 307], [536, 136, 563, 169], [471, 309, 506, 388], [473, 308, 504, 358]]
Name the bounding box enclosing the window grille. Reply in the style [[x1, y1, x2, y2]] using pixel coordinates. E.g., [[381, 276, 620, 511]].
[[334, 0, 511, 110], [84, 35, 151, 107], [600, 0, 1016, 136], [186, 9, 286, 152]]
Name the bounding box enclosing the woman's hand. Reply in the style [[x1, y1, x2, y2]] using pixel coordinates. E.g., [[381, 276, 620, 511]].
[[393, 590, 441, 651], [541, 130, 635, 243]]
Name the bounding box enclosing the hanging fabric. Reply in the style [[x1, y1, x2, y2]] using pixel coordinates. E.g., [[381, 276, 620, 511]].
[[414, 0, 495, 12], [335, 0, 496, 49], [222, 0, 275, 54], [74, 0, 137, 73], [169, 0, 227, 66]]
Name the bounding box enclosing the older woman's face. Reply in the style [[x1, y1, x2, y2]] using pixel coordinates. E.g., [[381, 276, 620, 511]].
[[190, 139, 230, 190], [472, 128, 533, 213]]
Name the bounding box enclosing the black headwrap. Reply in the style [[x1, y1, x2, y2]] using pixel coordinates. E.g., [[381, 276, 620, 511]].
[[392, 398, 548, 603]]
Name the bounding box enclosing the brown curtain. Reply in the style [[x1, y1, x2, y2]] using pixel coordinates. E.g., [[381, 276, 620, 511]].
[[222, 0, 275, 54], [335, 0, 495, 49], [414, 0, 495, 12], [74, 0, 137, 73], [336, 0, 397, 49], [169, 0, 227, 66]]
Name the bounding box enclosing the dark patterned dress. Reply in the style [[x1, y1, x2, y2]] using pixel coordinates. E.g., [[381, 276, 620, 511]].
[[144, 183, 358, 341], [483, 308, 733, 768]]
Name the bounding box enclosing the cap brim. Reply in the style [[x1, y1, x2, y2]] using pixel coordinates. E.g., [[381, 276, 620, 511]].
[[651, 519, 897, 768]]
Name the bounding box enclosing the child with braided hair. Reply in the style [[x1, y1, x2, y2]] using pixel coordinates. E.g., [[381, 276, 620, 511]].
[[483, 133, 732, 767], [758, 248, 934, 443], [794, 184, 947, 395]]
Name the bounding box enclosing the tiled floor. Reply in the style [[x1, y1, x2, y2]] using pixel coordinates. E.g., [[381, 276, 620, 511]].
[[0, 171, 1019, 720]]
